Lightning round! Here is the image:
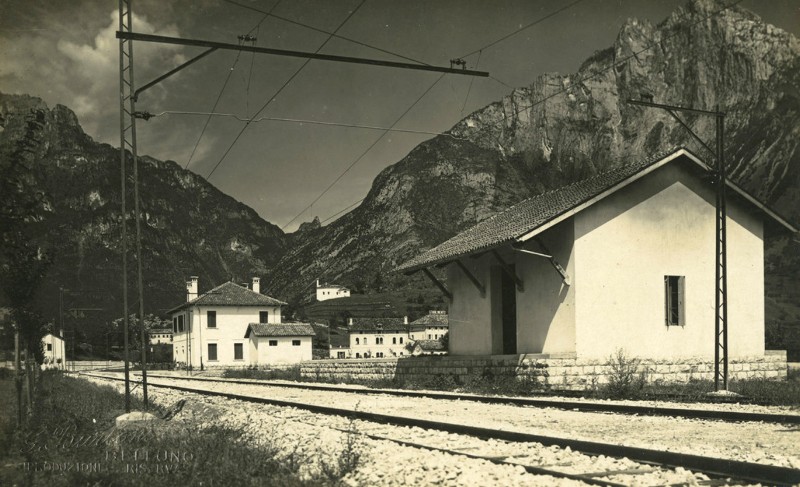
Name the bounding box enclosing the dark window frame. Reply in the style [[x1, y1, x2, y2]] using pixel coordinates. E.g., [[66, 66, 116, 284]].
[[292, 339, 301, 346], [664, 275, 686, 326], [233, 343, 243, 360], [268, 339, 278, 346], [208, 343, 218, 361], [207, 310, 217, 328]]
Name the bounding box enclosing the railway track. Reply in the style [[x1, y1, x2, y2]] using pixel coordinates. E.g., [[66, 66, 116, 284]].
[[81, 372, 800, 486], [142, 372, 800, 425]]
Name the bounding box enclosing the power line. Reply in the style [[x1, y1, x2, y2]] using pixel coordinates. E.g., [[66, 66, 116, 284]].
[[206, 0, 367, 181], [222, 0, 430, 67], [149, 110, 468, 139], [280, 72, 447, 230], [184, 5, 277, 170], [321, 198, 364, 224], [469, 0, 746, 140], [459, 0, 588, 58], [460, 50, 482, 117]]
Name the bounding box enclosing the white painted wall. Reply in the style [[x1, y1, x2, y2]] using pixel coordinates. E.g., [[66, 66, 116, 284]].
[[349, 330, 409, 357], [42, 334, 66, 368], [316, 286, 351, 301], [574, 162, 764, 359], [252, 336, 312, 364], [447, 253, 495, 355], [172, 305, 282, 367]]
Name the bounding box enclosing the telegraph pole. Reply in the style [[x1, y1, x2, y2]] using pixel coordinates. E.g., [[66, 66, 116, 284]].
[[628, 97, 728, 391]]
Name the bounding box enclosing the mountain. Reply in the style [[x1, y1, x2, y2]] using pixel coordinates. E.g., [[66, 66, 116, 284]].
[[267, 0, 800, 333], [0, 93, 287, 333]]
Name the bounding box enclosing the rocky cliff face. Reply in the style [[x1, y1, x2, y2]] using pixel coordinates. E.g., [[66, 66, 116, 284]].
[[269, 0, 800, 330], [0, 93, 287, 323]]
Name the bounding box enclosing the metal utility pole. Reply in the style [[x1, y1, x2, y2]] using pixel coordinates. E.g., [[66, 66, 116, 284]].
[[628, 98, 728, 391], [118, 0, 133, 412]]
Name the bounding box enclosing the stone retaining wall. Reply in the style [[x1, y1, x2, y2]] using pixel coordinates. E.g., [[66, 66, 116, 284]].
[[300, 351, 788, 390]]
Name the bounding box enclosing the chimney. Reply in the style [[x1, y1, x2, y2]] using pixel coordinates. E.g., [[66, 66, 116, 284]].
[[404, 316, 408, 325], [252, 277, 260, 294], [316, 279, 320, 288], [187, 276, 198, 302], [348, 317, 353, 326]]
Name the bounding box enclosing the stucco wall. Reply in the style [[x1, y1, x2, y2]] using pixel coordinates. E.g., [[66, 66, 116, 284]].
[[172, 305, 282, 367], [574, 162, 764, 359], [253, 336, 312, 364], [448, 253, 496, 355]]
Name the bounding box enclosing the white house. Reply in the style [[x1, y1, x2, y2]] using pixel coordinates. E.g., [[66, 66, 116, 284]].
[[330, 317, 410, 359], [42, 332, 66, 369], [149, 328, 173, 345], [409, 311, 449, 341], [168, 276, 286, 368], [245, 323, 315, 365], [396, 148, 797, 360], [316, 280, 350, 301]]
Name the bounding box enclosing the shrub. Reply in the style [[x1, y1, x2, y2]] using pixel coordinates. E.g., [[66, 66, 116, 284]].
[[601, 349, 645, 399]]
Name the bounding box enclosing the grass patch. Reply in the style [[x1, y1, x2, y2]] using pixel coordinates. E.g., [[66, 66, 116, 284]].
[[222, 365, 303, 382], [0, 371, 361, 486]]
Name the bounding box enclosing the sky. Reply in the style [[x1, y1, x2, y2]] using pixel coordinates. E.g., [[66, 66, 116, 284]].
[[1, 0, 798, 232]]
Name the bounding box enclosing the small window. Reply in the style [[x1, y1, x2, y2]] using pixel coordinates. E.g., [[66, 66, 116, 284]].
[[207, 310, 216, 328], [428, 334, 431, 339], [355, 353, 361, 358], [234, 343, 243, 360], [47, 344, 52, 351], [376, 352, 384, 358], [337, 351, 346, 359], [363, 337, 368, 345], [292, 340, 301, 346], [269, 340, 278, 346], [208, 343, 217, 361], [260, 311, 269, 323], [376, 337, 383, 345], [355, 337, 360, 345], [665, 276, 685, 326], [172, 317, 178, 333], [178, 315, 185, 332], [392, 337, 397, 345], [399, 337, 403, 344]]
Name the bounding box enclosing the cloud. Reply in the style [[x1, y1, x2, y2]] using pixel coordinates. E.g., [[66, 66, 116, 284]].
[[1, 8, 185, 146]]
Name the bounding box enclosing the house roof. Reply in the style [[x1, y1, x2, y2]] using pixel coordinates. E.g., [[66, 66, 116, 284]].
[[149, 328, 172, 334], [349, 317, 407, 332], [414, 339, 445, 351], [318, 282, 349, 290], [396, 148, 797, 272], [245, 323, 316, 338], [168, 281, 286, 314], [410, 312, 449, 327]]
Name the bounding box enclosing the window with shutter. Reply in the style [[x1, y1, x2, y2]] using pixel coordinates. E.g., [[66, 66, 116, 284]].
[[208, 343, 217, 361], [207, 310, 216, 328], [665, 276, 685, 326]]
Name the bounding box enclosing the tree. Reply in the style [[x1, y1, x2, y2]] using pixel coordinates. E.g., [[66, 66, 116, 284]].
[[110, 313, 170, 350]]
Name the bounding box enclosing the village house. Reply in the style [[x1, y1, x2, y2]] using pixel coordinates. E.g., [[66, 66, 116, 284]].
[[409, 311, 449, 341], [316, 280, 351, 301], [329, 317, 410, 359], [245, 323, 315, 365], [396, 148, 797, 361], [148, 328, 173, 345], [411, 340, 447, 356], [41, 332, 66, 369], [169, 276, 304, 368]]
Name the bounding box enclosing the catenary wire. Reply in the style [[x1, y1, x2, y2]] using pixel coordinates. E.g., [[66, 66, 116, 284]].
[[206, 0, 367, 181], [279, 72, 447, 231], [150, 110, 468, 139], [222, 0, 430, 67], [184, 5, 277, 169]]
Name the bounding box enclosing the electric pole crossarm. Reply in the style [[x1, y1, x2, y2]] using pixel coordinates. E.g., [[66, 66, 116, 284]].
[[116, 31, 490, 77], [135, 47, 217, 101]]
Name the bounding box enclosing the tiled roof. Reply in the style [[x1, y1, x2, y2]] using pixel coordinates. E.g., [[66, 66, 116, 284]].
[[245, 323, 316, 337], [410, 313, 449, 327], [168, 281, 286, 313], [349, 317, 407, 332], [396, 148, 690, 272], [415, 339, 445, 351]]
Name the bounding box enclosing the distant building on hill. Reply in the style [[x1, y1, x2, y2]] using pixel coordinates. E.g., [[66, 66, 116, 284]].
[[316, 280, 350, 301], [305, 294, 399, 324], [409, 311, 449, 341]]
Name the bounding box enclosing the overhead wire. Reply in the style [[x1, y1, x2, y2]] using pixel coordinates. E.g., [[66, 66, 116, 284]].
[[206, 0, 367, 181], [279, 72, 447, 231], [466, 0, 747, 141], [184, 4, 278, 170], [321, 198, 365, 224], [222, 0, 431, 66], [148, 110, 468, 139], [460, 50, 482, 117]]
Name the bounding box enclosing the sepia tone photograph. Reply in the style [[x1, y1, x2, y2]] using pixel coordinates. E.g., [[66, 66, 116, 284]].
[[1, 0, 799, 485]]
